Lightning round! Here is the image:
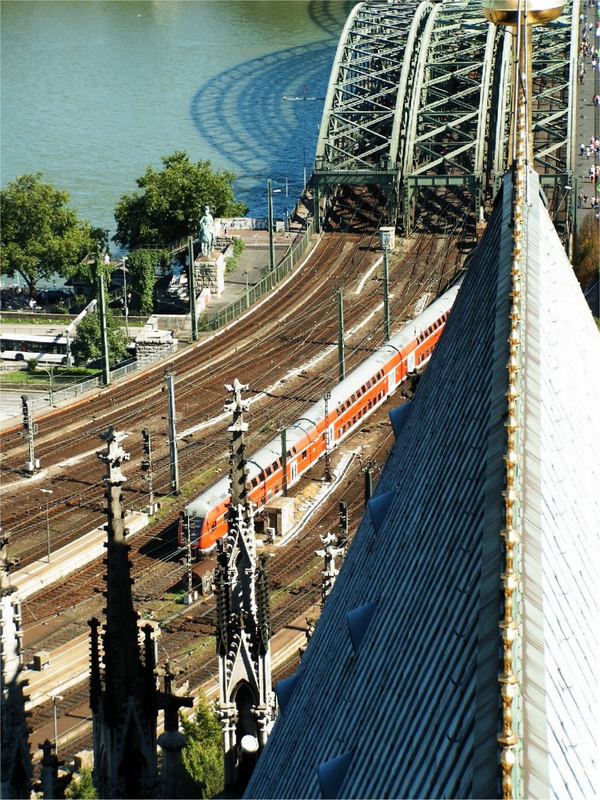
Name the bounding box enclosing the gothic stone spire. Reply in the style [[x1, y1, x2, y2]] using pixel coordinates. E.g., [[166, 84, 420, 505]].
[[216, 381, 275, 792], [88, 427, 158, 799], [0, 532, 33, 800]]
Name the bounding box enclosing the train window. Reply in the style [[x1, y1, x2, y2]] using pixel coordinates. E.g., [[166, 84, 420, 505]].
[[251, 478, 258, 488], [272, 461, 279, 470], [211, 522, 217, 530], [302, 450, 307, 459], [292, 447, 297, 454], [265, 466, 272, 476]]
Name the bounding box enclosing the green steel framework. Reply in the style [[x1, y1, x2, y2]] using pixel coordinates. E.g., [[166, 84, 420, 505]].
[[314, 0, 579, 238]]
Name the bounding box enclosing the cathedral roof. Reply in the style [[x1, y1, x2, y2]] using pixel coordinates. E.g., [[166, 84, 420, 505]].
[[245, 168, 600, 799]]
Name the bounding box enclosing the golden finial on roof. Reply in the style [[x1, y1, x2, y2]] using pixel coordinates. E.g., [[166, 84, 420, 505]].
[[482, 0, 564, 26]]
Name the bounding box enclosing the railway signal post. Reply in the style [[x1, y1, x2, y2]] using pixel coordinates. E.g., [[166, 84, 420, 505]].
[[183, 517, 197, 605], [379, 227, 395, 342], [141, 428, 158, 515], [364, 463, 374, 505], [339, 500, 349, 549], [281, 428, 288, 496], [324, 391, 332, 482], [21, 395, 39, 476], [40, 488, 53, 562]]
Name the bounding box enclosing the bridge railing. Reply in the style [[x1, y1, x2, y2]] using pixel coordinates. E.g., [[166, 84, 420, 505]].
[[207, 218, 316, 331]]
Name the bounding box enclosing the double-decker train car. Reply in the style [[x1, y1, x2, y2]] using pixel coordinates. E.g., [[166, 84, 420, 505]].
[[183, 281, 461, 553]]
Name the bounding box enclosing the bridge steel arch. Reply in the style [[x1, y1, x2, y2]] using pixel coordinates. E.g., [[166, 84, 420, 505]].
[[314, 0, 579, 239]]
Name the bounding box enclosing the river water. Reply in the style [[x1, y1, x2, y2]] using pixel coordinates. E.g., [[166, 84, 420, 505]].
[[1, 1, 353, 241]]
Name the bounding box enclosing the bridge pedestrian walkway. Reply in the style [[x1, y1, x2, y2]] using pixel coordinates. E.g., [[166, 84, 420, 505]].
[[574, 2, 600, 224]]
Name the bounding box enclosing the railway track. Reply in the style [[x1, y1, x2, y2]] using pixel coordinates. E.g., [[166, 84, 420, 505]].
[[2, 210, 465, 573], [28, 399, 396, 765], [17, 186, 473, 770]]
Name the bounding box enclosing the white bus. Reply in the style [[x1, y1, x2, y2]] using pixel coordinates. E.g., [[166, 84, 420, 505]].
[[0, 332, 70, 364]]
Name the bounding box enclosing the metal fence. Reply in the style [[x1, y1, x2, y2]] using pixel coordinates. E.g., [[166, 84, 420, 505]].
[[23, 345, 179, 416], [7, 222, 316, 418], [206, 218, 316, 331]]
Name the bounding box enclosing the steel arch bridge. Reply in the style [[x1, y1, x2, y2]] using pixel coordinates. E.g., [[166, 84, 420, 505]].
[[313, 0, 578, 237]]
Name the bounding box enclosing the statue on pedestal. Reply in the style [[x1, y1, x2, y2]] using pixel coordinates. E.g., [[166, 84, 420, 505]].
[[199, 205, 215, 256]]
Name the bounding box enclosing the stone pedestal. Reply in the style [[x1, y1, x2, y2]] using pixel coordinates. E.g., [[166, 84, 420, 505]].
[[134, 320, 178, 360], [195, 249, 226, 296]]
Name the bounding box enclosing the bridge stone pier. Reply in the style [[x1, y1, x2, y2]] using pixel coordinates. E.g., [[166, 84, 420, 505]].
[[313, 0, 578, 241]]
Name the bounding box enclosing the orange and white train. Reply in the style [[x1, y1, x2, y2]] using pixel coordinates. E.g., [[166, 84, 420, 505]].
[[183, 280, 460, 552]]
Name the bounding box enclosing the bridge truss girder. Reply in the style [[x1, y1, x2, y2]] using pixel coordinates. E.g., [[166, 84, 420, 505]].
[[314, 0, 578, 239]]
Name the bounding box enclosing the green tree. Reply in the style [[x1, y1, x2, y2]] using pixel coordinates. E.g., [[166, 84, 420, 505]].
[[125, 250, 168, 314], [180, 691, 224, 798], [113, 151, 248, 250], [64, 767, 98, 799], [71, 308, 129, 366], [0, 173, 99, 297]]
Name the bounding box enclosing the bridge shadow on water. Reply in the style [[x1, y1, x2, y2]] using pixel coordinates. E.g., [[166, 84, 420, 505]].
[[307, 0, 355, 36], [190, 38, 336, 213]]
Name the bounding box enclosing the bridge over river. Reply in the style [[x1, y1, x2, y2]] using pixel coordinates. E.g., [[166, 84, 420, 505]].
[[312, 0, 579, 241]]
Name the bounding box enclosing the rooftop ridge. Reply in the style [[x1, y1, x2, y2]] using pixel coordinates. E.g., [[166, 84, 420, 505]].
[[498, 78, 527, 799]]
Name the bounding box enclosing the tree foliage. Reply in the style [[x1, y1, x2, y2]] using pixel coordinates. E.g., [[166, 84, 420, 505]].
[[180, 691, 224, 798], [64, 767, 98, 799], [0, 173, 99, 297], [574, 214, 599, 289], [125, 250, 168, 314], [71, 308, 128, 366], [113, 151, 248, 250]]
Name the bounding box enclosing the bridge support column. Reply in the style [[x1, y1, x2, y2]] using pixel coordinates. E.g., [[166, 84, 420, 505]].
[[400, 184, 411, 238], [314, 182, 321, 234]]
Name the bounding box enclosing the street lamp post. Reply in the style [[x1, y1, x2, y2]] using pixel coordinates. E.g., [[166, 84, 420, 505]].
[[36, 365, 55, 408], [50, 693, 64, 755], [40, 489, 53, 562], [267, 179, 275, 273], [267, 180, 283, 272], [303, 147, 307, 192], [285, 177, 289, 232], [97, 267, 111, 387], [121, 258, 130, 340], [65, 330, 73, 367]]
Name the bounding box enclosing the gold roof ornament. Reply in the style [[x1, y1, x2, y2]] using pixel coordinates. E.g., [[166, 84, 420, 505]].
[[482, 0, 564, 26]]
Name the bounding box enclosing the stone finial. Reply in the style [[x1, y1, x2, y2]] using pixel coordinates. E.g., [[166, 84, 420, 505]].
[[98, 427, 130, 486]]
